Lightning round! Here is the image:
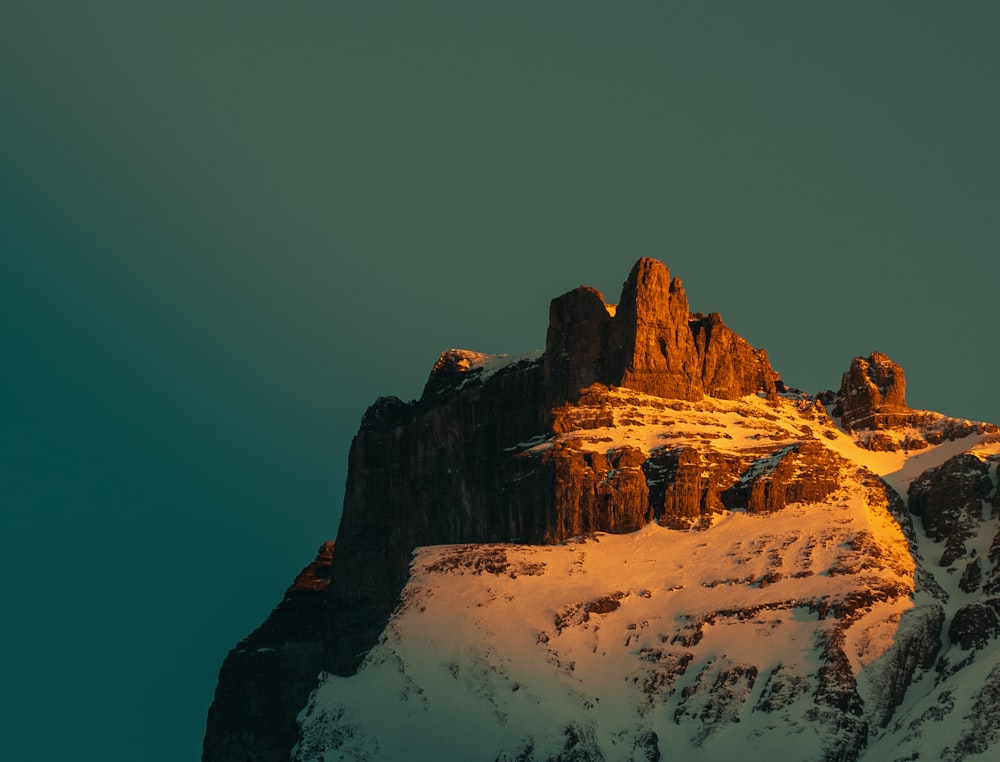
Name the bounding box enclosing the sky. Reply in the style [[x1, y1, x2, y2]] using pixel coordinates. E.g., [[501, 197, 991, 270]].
[[1, 3, 998, 760]]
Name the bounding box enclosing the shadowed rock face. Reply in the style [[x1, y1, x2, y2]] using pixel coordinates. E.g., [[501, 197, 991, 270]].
[[211, 259, 984, 762], [909, 454, 994, 567], [203, 258, 787, 761], [543, 285, 615, 407], [540, 443, 652, 541], [690, 312, 778, 400], [325, 354, 549, 676], [203, 543, 334, 762]]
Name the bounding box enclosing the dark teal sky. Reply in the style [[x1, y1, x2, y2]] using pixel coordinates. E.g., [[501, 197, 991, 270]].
[[2, 4, 998, 759]]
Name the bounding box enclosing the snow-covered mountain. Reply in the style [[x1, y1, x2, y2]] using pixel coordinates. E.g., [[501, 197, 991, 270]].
[[204, 259, 1000, 762]]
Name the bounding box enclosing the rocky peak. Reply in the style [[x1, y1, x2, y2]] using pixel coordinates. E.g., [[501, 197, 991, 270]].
[[288, 541, 336, 593], [544, 257, 778, 406], [202, 542, 336, 762], [690, 311, 779, 400], [205, 258, 1000, 762], [420, 348, 493, 402], [833, 351, 911, 431], [543, 284, 614, 406], [613, 258, 705, 401]]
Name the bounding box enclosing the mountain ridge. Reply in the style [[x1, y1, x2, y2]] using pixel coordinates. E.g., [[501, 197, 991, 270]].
[[204, 259, 1000, 762]]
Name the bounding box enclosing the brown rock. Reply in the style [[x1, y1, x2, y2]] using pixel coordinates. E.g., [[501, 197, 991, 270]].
[[642, 440, 844, 527], [691, 312, 778, 399], [326, 353, 549, 675], [203, 543, 335, 762], [644, 447, 705, 529], [551, 383, 615, 433], [420, 348, 491, 402], [203, 259, 821, 761], [721, 441, 845, 514], [544, 286, 615, 407], [908, 454, 993, 567], [834, 352, 912, 431], [612, 259, 705, 401], [543, 258, 779, 406], [539, 444, 652, 541]]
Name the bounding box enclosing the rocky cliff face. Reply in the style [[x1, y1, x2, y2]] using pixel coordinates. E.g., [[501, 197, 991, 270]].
[[323, 259, 783, 681], [833, 351, 911, 432], [204, 259, 1000, 762], [543, 258, 777, 407], [203, 543, 334, 762]]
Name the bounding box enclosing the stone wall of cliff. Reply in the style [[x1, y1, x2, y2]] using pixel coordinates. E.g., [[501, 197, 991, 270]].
[[543, 258, 778, 407], [203, 543, 334, 762], [203, 258, 788, 761]]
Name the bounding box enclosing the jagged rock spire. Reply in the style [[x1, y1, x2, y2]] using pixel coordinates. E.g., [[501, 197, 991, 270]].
[[834, 351, 910, 431], [544, 258, 778, 405], [613, 258, 705, 400]]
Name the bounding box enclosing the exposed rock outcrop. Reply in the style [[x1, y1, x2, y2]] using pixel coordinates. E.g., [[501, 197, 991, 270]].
[[866, 605, 945, 728], [719, 440, 844, 515], [544, 258, 778, 408], [326, 352, 548, 676], [644, 447, 710, 529], [908, 454, 993, 567], [948, 601, 1000, 650], [833, 352, 912, 432], [204, 258, 1000, 762], [203, 542, 334, 762], [690, 311, 778, 401], [324, 261, 785, 678], [640, 440, 846, 528], [610, 260, 705, 402], [204, 258, 788, 761], [539, 443, 652, 541], [544, 285, 616, 407]]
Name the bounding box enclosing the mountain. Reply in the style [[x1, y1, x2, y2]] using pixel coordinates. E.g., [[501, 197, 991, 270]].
[[203, 259, 1000, 762]]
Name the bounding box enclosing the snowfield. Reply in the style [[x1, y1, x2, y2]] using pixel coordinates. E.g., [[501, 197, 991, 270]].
[[294, 390, 1000, 762]]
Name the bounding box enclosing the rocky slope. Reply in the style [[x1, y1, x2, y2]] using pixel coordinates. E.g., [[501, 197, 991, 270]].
[[204, 259, 1000, 762]]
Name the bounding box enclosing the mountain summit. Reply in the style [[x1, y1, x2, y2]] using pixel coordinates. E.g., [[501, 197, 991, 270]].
[[544, 258, 777, 405], [204, 259, 1000, 762]]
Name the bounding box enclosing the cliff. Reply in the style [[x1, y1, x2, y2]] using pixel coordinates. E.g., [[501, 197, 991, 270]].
[[204, 258, 784, 760], [204, 258, 1000, 762]]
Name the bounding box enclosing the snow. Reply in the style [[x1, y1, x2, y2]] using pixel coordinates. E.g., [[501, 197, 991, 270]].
[[297, 488, 914, 761], [864, 635, 1000, 762], [539, 387, 993, 505], [450, 348, 543, 388], [823, 425, 991, 499], [527, 391, 812, 462], [295, 386, 1000, 761]]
